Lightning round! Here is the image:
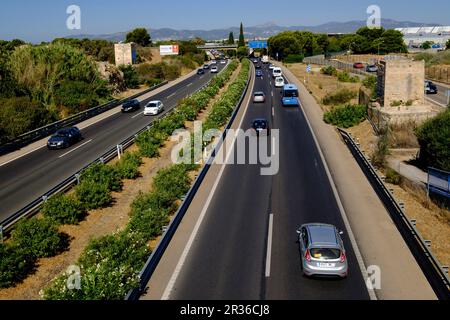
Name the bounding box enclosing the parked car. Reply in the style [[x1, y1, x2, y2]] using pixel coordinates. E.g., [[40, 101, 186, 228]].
[[253, 91, 266, 103], [211, 66, 218, 73], [203, 64, 210, 69], [353, 62, 365, 69], [425, 80, 438, 94], [256, 69, 263, 77], [220, 59, 227, 64], [144, 100, 164, 116], [251, 118, 270, 136], [366, 64, 378, 73], [197, 68, 205, 75], [211, 60, 217, 64], [296, 223, 348, 278], [121, 99, 140, 113], [274, 76, 285, 87], [47, 127, 82, 150]]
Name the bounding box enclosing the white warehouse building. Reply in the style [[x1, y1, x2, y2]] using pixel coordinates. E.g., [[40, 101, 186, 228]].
[[395, 26, 450, 48]]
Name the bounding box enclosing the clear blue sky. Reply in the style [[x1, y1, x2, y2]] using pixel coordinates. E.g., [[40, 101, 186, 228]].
[[1, 0, 449, 42]]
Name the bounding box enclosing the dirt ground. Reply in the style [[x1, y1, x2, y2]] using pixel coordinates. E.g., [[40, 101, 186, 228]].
[[286, 63, 362, 112], [287, 62, 450, 268], [0, 62, 242, 300]]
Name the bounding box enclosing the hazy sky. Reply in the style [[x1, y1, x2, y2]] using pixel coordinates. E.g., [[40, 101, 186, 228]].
[[1, 0, 449, 42]]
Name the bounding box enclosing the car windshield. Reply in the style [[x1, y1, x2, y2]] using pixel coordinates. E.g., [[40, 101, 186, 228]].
[[310, 248, 341, 260], [147, 103, 158, 108], [255, 93, 264, 97], [276, 78, 284, 82], [54, 131, 69, 137]]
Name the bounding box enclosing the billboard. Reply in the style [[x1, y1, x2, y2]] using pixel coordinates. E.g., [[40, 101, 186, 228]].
[[248, 40, 268, 49], [160, 45, 179, 56]]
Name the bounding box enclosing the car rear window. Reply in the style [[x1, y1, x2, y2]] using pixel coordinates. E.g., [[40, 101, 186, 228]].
[[310, 248, 341, 260], [253, 120, 267, 128], [147, 103, 158, 108], [255, 93, 264, 96]]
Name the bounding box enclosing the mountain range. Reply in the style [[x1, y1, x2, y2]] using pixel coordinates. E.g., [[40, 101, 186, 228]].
[[67, 19, 439, 42]]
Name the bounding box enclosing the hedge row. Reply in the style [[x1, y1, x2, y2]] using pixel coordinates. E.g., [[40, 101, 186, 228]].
[[0, 151, 142, 289], [324, 104, 367, 128], [42, 59, 250, 300]]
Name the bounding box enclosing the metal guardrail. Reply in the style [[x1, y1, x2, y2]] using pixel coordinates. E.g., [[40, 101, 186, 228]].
[[303, 55, 371, 77], [338, 128, 450, 300], [0, 81, 169, 156], [125, 62, 252, 301], [0, 71, 224, 233]]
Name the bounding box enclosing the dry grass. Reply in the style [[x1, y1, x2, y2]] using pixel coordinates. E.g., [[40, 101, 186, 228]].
[[387, 121, 420, 149]]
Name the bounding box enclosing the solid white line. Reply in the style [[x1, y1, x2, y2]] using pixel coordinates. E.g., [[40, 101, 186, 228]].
[[265, 214, 274, 278], [161, 67, 255, 300], [187, 83, 193, 87], [131, 111, 144, 119], [272, 136, 276, 156], [0, 144, 46, 167], [167, 92, 176, 99], [271, 91, 274, 97], [58, 139, 92, 158], [283, 68, 377, 300]]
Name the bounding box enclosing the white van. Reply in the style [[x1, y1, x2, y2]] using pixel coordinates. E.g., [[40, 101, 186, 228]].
[[272, 67, 282, 78]]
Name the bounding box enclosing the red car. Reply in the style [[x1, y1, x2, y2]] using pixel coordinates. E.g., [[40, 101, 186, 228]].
[[353, 62, 365, 69]]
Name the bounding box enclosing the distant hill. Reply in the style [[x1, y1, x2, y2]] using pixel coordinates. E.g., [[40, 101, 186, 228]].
[[67, 19, 439, 42]]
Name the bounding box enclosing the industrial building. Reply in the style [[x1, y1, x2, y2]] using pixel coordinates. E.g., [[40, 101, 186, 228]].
[[395, 26, 450, 48]]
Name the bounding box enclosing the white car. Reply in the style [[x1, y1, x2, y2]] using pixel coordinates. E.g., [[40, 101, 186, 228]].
[[274, 76, 285, 87], [272, 67, 282, 78], [211, 60, 217, 64], [144, 100, 164, 116], [220, 59, 227, 64], [211, 66, 218, 73]]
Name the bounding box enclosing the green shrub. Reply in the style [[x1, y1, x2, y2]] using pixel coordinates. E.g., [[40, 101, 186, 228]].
[[12, 218, 68, 258], [385, 168, 403, 185], [75, 179, 112, 210], [362, 75, 377, 91], [371, 131, 390, 168], [153, 165, 192, 200], [42, 194, 86, 225], [0, 242, 35, 288], [128, 198, 171, 240], [80, 163, 122, 192], [145, 78, 163, 87], [321, 66, 338, 76], [162, 63, 181, 80], [323, 104, 367, 128], [415, 109, 450, 171], [119, 65, 140, 89], [322, 89, 357, 105], [43, 232, 150, 300], [114, 152, 142, 180], [390, 100, 402, 107], [283, 54, 304, 63], [337, 71, 359, 83], [54, 80, 102, 113]]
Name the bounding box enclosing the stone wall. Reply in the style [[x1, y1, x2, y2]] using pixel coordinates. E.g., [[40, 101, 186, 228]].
[[114, 43, 136, 66]]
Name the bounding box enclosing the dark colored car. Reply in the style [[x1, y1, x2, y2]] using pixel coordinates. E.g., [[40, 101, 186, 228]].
[[251, 118, 270, 136], [121, 99, 140, 113], [47, 127, 82, 149], [255, 64, 262, 69], [256, 69, 263, 77], [353, 62, 365, 69], [197, 68, 205, 75], [425, 80, 438, 94], [366, 64, 378, 73]]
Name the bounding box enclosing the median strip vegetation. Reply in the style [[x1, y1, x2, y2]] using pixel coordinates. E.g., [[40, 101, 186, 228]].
[[38, 59, 249, 299]]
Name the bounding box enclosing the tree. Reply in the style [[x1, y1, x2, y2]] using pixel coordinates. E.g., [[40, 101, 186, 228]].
[[421, 41, 433, 50], [378, 29, 407, 54], [125, 28, 151, 47], [238, 23, 245, 47], [228, 32, 235, 45], [446, 39, 450, 50]]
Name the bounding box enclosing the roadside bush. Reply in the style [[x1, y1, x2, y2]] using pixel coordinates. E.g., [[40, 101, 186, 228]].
[[54, 80, 102, 113], [337, 71, 359, 83], [321, 66, 338, 76], [75, 179, 112, 210], [162, 63, 181, 80], [135, 126, 167, 158], [362, 75, 377, 91], [415, 108, 450, 171], [0, 243, 35, 288], [145, 78, 163, 87], [322, 89, 357, 105], [43, 231, 150, 300], [80, 163, 122, 192], [385, 168, 403, 185], [41, 194, 86, 225], [119, 65, 140, 89], [323, 104, 367, 128], [371, 131, 390, 168], [12, 218, 68, 258], [283, 54, 304, 63], [153, 165, 192, 200], [114, 152, 142, 180], [128, 200, 171, 240]]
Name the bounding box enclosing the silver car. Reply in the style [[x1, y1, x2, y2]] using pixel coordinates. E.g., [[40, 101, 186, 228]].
[[296, 223, 348, 278], [253, 91, 266, 103]]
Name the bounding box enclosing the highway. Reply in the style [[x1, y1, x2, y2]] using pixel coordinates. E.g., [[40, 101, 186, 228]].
[[167, 62, 370, 299], [0, 62, 227, 223], [427, 82, 450, 107]]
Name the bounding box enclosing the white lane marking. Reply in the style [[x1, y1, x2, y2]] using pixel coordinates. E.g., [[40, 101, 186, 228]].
[[283, 68, 377, 300], [167, 92, 176, 99], [272, 106, 275, 118], [58, 139, 92, 158], [265, 213, 274, 278], [270, 81, 272, 86], [131, 111, 144, 119], [272, 136, 276, 156], [271, 91, 274, 97], [187, 83, 193, 87], [0, 144, 46, 167], [162, 72, 254, 300]]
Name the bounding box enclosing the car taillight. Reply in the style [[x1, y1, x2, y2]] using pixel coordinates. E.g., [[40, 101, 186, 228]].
[[340, 251, 346, 263], [305, 249, 311, 262]]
